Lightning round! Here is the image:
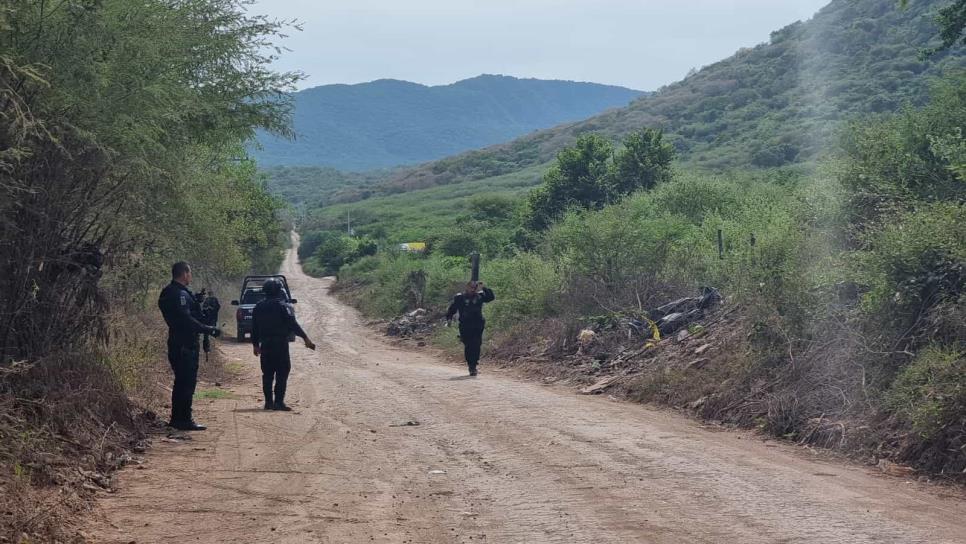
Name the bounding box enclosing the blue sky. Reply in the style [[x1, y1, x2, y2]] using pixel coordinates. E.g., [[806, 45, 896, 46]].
[[250, 0, 832, 91]]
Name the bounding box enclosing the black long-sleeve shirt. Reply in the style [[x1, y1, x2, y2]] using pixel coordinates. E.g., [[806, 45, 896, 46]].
[[251, 296, 307, 346], [446, 288, 495, 327], [158, 281, 210, 347]]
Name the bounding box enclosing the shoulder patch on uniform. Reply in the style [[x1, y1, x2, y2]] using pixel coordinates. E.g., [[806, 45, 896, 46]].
[[179, 293, 188, 306]]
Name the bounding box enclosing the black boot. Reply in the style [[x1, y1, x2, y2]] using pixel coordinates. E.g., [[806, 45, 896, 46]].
[[273, 376, 291, 411], [170, 420, 207, 431], [262, 375, 274, 410], [273, 392, 292, 411]]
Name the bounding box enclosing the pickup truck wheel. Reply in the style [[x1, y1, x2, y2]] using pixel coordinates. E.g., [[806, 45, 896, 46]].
[[237, 330, 246, 343]]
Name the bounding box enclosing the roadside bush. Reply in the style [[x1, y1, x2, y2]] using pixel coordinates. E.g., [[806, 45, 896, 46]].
[[546, 201, 694, 313], [852, 201, 966, 347], [887, 346, 966, 440], [838, 74, 966, 225], [338, 253, 466, 317], [483, 254, 563, 330], [303, 231, 379, 276], [886, 345, 966, 475]]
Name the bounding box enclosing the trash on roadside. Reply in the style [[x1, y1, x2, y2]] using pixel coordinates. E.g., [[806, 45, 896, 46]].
[[390, 420, 421, 427]]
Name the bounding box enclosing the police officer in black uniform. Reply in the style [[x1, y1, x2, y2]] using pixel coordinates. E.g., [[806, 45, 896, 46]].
[[158, 262, 221, 431], [251, 279, 315, 411], [446, 281, 495, 376]]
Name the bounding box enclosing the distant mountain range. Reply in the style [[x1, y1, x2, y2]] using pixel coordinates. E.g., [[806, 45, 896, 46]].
[[371, 0, 965, 193], [251, 75, 644, 171]]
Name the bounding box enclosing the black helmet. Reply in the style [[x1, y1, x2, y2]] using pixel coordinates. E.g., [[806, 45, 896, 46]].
[[262, 278, 282, 297]]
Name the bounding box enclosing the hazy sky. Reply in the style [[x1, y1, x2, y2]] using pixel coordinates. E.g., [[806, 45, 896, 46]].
[[249, 0, 831, 91]]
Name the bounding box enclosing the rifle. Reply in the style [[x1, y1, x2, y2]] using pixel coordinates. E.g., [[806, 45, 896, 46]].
[[470, 252, 480, 282], [195, 288, 221, 362]]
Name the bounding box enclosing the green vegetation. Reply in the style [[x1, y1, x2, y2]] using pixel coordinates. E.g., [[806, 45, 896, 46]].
[[194, 388, 237, 400], [300, 231, 378, 276], [261, 165, 389, 207], [251, 75, 643, 170], [299, 164, 546, 252], [0, 1, 294, 538], [526, 129, 674, 230], [905, 0, 966, 52], [887, 346, 966, 439], [302, 0, 963, 201], [323, 66, 966, 475]]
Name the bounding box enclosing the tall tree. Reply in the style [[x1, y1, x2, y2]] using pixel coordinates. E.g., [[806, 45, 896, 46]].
[[0, 0, 300, 362], [526, 134, 613, 231], [608, 129, 675, 196]]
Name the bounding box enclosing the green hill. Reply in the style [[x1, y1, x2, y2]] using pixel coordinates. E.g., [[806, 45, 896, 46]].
[[290, 0, 964, 241], [369, 0, 964, 194], [252, 75, 643, 171]]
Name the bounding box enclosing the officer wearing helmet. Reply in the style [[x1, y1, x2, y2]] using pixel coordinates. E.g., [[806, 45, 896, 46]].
[[251, 278, 315, 411], [446, 280, 495, 376]]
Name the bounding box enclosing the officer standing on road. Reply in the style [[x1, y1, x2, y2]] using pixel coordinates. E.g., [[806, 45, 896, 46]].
[[251, 279, 315, 411], [158, 262, 221, 431], [446, 281, 495, 376]]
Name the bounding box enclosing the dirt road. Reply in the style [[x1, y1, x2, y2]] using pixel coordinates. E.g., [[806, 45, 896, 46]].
[[89, 245, 966, 543]]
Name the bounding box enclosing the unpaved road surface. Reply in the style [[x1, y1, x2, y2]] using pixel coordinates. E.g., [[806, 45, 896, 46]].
[[89, 244, 966, 543]]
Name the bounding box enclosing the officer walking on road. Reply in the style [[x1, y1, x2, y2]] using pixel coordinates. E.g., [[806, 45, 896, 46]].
[[251, 279, 315, 411], [158, 262, 221, 431], [446, 281, 495, 376]]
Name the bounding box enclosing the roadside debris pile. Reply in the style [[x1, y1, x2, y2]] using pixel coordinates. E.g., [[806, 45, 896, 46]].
[[650, 287, 722, 335], [386, 308, 438, 339], [494, 287, 733, 397]]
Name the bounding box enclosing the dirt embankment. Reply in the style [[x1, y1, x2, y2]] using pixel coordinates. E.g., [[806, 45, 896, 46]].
[[85, 244, 966, 544]]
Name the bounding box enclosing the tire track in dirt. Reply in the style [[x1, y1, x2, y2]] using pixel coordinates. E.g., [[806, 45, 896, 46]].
[[87, 238, 966, 543]]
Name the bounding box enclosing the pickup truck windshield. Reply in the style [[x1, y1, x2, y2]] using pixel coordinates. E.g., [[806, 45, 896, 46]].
[[241, 290, 265, 305]]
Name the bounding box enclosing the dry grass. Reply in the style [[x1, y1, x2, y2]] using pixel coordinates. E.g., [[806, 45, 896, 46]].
[[0, 308, 232, 541]]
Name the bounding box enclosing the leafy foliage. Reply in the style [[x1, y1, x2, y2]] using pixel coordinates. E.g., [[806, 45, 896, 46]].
[[887, 346, 966, 439], [302, 233, 378, 276], [261, 166, 388, 207], [0, 0, 296, 360], [935, 0, 966, 49], [837, 73, 966, 225], [527, 129, 674, 230], [526, 135, 615, 230]]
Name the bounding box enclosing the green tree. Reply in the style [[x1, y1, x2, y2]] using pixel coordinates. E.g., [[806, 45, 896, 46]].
[[936, 0, 966, 51], [0, 0, 299, 361], [902, 0, 966, 52], [526, 134, 613, 230], [608, 129, 675, 196]]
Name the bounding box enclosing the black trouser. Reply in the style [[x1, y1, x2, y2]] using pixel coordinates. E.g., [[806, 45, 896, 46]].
[[459, 323, 484, 373], [167, 340, 199, 424], [260, 339, 292, 405]]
